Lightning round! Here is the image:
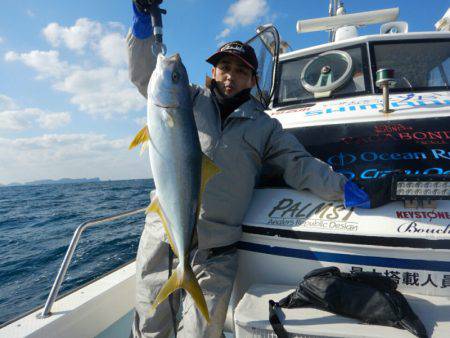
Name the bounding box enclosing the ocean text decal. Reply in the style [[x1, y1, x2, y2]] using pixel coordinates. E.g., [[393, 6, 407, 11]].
[[267, 198, 356, 232], [327, 149, 450, 167], [289, 113, 450, 181], [327, 148, 450, 180]]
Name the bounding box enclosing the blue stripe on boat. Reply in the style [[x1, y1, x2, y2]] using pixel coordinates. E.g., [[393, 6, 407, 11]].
[[238, 241, 450, 272]]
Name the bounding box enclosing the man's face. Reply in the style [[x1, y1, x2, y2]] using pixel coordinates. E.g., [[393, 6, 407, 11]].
[[212, 55, 256, 97]]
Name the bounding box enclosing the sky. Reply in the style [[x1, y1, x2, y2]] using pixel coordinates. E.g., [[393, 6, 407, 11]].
[[0, 0, 449, 185]]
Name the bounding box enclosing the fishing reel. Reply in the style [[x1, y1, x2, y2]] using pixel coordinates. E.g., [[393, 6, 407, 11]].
[[133, 0, 164, 15], [133, 0, 167, 55]]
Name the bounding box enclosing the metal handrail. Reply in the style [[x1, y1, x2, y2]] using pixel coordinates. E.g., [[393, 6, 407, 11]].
[[40, 207, 146, 318]]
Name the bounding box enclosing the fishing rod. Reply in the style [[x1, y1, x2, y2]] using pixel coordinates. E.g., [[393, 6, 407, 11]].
[[133, 0, 167, 55]]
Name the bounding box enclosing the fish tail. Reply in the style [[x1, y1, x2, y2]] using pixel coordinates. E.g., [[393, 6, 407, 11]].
[[152, 263, 210, 322]]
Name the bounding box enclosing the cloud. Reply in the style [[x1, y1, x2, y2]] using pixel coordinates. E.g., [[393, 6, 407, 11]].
[[107, 21, 126, 32], [0, 95, 71, 131], [215, 28, 231, 41], [0, 94, 18, 110], [37, 112, 71, 129], [6, 18, 143, 118], [0, 108, 71, 131], [5, 50, 71, 79], [1, 133, 124, 153], [0, 36, 4, 44], [54, 67, 145, 116], [134, 116, 147, 126], [26, 9, 36, 18], [97, 32, 127, 66], [223, 0, 269, 28], [42, 18, 103, 52], [0, 133, 149, 184]]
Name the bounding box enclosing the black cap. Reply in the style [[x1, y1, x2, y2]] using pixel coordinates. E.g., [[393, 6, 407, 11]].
[[206, 41, 258, 72]]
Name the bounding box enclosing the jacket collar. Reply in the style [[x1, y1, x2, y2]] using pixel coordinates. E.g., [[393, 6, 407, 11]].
[[227, 97, 262, 120], [204, 77, 263, 121]]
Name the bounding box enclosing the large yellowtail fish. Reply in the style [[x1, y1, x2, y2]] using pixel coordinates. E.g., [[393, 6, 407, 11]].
[[129, 53, 219, 322]]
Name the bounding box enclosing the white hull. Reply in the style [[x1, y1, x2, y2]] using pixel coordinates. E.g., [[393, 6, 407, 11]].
[[233, 188, 450, 302]]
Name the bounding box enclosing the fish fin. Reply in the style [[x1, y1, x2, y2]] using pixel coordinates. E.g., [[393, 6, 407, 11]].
[[181, 265, 210, 322], [200, 154, 221, 196], [152, 264, 210, 323], [146, 196, 179, 257], [139, 141, 149, 157], [146, 196, 159, 214], [197, 154, 221, 217], [161, 110, 174, 128], [129, 125, 150, 150]]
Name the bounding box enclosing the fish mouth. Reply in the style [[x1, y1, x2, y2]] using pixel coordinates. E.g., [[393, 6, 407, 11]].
[[154, 102, 179, 109]]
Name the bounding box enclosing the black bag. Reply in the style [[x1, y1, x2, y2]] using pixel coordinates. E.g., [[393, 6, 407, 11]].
[[269, 267, 428, 338]]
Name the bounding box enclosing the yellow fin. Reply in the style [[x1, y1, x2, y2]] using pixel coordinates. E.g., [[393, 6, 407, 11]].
[[129, 125, 150, 150], [152, 264, 210, 323], [197, 154, 221, 217], [139, 141, 149, 157], [146, 196, 179, 257], [200, 154, 220, 196]]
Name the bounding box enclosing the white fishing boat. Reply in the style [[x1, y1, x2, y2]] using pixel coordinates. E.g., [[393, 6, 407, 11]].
[[1, 2, 450, 337]]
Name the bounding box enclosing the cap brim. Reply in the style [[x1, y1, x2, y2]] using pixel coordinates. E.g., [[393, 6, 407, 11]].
[[206, 51, 256, 71]]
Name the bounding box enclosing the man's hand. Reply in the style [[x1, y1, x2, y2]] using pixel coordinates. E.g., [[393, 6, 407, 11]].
[[344, 175, 393, 209], [132, 0, 154, 39], [133, 0, 162, 14]]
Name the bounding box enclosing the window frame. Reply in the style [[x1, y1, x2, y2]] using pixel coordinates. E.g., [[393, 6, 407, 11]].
[[369, 38, 450, 94], [273, 43, 371, 108]]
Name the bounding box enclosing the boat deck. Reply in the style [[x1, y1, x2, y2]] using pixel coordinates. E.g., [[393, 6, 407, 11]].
[[235, 284, 450, 337]]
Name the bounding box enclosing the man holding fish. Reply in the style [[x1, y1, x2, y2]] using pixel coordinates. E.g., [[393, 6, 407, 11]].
[[127, 1, 385, 337]]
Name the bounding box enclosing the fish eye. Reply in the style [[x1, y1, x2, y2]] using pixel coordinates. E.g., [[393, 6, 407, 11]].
[[172, 71, 180, 83]]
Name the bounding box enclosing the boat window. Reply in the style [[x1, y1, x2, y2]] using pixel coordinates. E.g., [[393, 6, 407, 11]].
[[273, 45, 370, 107], [371, 39, 450, 92]]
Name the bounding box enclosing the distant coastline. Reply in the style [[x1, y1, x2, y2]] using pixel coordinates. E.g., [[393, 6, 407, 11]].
[[0, 177, 102, 187]]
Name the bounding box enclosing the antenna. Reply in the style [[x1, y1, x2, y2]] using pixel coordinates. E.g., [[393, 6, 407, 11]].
[[328, 0, 341, 42], [297, 7, 399, 40]]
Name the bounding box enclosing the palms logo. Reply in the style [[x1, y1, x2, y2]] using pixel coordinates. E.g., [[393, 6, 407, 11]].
[[327, 152, 357, 167]]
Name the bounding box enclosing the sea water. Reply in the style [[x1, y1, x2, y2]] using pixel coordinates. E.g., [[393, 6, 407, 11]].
[[0, 179, 154, 325]]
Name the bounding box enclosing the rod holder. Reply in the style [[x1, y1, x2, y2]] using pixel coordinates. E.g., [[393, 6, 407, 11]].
[[376, 68, 395, 114]]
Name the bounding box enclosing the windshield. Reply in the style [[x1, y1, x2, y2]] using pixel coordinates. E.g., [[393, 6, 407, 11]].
[[371, 39, 450, 92], [274, 45, 370, 106], [246, 25, 280, 107]]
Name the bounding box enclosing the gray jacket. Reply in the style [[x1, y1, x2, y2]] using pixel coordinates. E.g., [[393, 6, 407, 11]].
[[127, 33, 347, 249]]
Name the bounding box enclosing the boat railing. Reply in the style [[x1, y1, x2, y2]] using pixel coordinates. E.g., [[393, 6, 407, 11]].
[[41, 207, 146, 318]]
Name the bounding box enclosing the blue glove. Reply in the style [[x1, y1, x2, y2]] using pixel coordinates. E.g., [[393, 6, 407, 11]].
[[132, 2, 152, 39], [344, 175, 393, 209], [344, 181, 371, 209]]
